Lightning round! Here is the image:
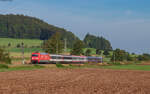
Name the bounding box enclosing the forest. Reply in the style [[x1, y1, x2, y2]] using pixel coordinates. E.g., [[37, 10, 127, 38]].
[[0, 14, 112, 50], [0, 14, 78, 48]]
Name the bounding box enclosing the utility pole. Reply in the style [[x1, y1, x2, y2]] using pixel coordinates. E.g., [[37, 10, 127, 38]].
[[101, 51, 103, 63], [56, 39, 58, 55], [56, 38, 59, 64], [114, 51, 115, 63], [21, 42, 25, 64], [64, 38, 67, 54]]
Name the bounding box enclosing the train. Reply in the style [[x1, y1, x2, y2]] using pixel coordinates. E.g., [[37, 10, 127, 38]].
[[31, 52, 103, 64]]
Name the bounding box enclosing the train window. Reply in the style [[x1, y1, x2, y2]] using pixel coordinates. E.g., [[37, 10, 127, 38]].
[[74, 57, 80, 60], [32, 54, 38, 57], [57, 56, 62, 59], [80, 58, 85, 60], [51, 56, 56, 59], [64, 57, 72, 59], [51, 56, 62, 59]]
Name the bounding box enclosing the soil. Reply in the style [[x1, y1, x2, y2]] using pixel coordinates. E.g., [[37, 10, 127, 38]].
[[0, 69, 150, 94]]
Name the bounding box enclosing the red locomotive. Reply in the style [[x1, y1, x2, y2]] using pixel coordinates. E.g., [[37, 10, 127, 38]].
[[31, 53, 102, 64], [31, 53, 50, 64]]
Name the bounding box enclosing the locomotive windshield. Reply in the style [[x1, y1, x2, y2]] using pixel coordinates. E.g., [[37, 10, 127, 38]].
[[32, 54, 38, 57]]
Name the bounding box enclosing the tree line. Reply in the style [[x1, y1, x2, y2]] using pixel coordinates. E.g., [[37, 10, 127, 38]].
[[84, 33, 112, 50]]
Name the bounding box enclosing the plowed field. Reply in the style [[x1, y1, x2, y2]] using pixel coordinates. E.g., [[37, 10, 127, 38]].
[[0, 69, 150, 94]]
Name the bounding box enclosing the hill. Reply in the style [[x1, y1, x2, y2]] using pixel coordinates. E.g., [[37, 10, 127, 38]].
[[0, 14, 78, 48], [83, 33, 112, 50]]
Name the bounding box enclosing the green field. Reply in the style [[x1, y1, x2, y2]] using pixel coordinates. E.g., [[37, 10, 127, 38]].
[[0, 38, 43, 53], [98, 65, 150, 71], [0, 64, 45, 72], [1, 64, 150, 72], [9, 48, 43, 52], [0, 38, 43, 48], [0, 38, 44, 63]]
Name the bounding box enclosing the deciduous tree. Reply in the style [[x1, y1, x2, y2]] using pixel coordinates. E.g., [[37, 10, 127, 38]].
[[71, 40, 84, 55], [85, 49, 92, 56], [0, 48, 11, 64], [43, 32, 64, 54]]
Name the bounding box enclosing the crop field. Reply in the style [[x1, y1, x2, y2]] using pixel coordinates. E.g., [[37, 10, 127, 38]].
[[0, 68, 150, 94]]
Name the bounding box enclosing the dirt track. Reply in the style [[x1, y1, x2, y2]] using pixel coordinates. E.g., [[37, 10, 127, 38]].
[[0, 69, 150, 94]]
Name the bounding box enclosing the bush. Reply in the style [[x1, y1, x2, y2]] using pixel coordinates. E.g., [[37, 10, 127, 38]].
[[85, 49, 91, 56], [0, 48, 11, 64], [56, 63, 65, 68], [3, 58, 11, 64], [137, 53, 150, 61], [16, 44, 21, 48], [0, 64, 9, 69]]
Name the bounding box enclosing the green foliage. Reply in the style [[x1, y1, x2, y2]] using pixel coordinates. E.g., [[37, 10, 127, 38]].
[[111, 49, 133, 62], [43, 32, 64, 54], [83, 48, 97, 55], [56, 63, 65, 68], [85, 49, 92, 56], [33, 65, 45, 68], [16, 43, 21, 48], [99, 65, 150, 71], [84, 33, 112, 50], [71, 40, 84, 55], [0, 65, 45, 72], [103, 50, 110, 56], [137, 53, 150, 61], [126, 53, 134, 61], [60, 31, 79, 48], [0, 64, 8, 69], [8, 43, 11, 47], [96, 49, 102, 55], [0, 14, 78, 48], [0, 48, 11, 64]]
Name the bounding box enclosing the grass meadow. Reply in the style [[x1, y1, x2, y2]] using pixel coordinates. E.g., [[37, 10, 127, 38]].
[[0, 38, 43, 63], [0, 38, 43, 48], [98, 64, 150, 71], [0, 64, 45, 72], [0, 63, 150, 72]]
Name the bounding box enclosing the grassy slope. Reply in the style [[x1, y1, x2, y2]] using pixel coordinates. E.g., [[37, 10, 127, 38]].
[[0, 38, 43, 53], [0, 38, 43, 48], [0, 38, 43, 63]]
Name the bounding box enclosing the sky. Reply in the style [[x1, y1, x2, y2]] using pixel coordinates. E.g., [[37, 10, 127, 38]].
[[0, 0, 150, 54]]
